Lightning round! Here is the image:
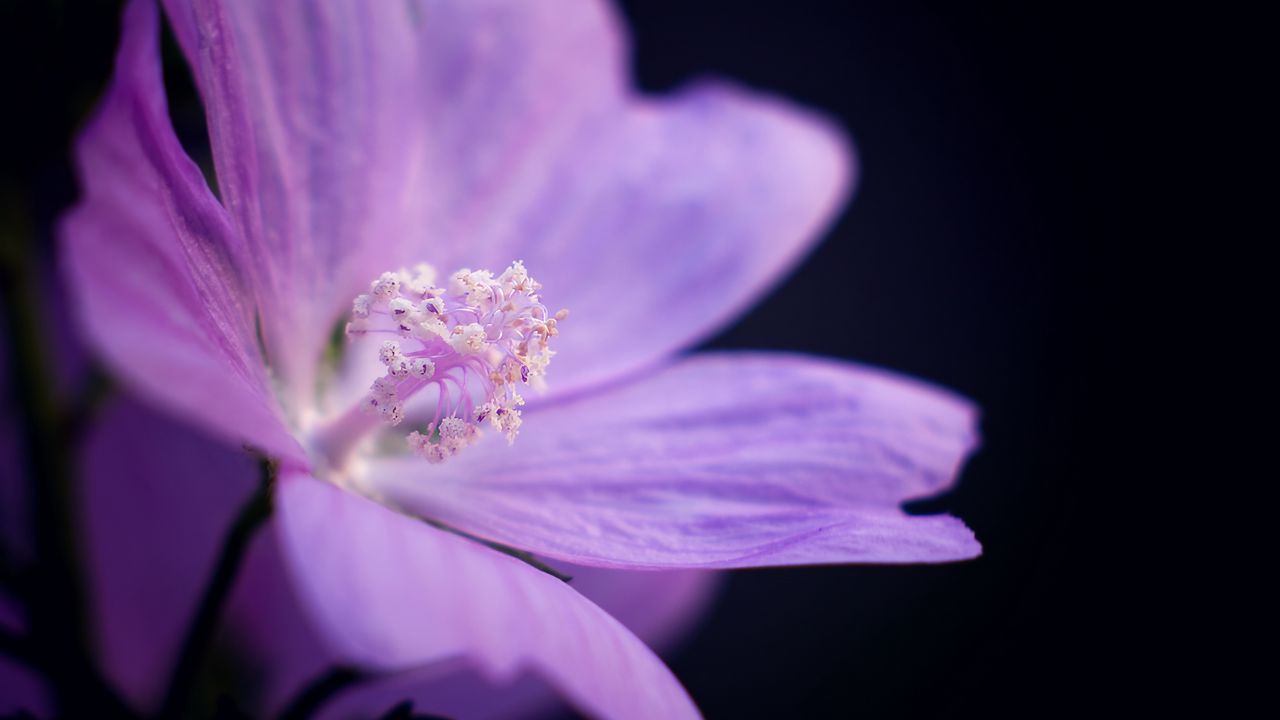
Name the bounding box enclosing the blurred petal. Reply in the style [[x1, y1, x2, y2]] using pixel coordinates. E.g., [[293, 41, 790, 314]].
[[568, 565, 720, 653], [372, 353, 980, 569], [276, 473, 700, 720], [221, 522, 336, 717], [81, 395, 258, 712], [0, 334, 29, 563], [0, 594, 48, 717], [59, 0, 302, 464], [0, 587, 18, 636], [0, 657, 47, 718]]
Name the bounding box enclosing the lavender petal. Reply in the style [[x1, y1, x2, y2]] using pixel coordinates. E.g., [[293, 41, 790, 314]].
[[371, 352, 981, 569]]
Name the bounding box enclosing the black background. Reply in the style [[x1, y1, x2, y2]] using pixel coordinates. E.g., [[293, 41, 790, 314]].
[[3, 1, 1087, 717], [615, 2, 1087, 717]]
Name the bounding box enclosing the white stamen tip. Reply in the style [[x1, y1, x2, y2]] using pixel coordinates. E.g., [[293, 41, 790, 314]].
[[346, 261, 564, 463], [389, 298, 413, 317], [370, 272, 401, 300]]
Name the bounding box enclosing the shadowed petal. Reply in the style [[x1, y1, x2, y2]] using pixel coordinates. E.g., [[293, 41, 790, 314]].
[[371, 353, 980, 569], [275, 473, 700, 720], [1, 594, 49, 716], [1, 327, 29, 563], [59, 0, 302, 464], [80, 396, 258, 712], [0, 658, 47, 718]]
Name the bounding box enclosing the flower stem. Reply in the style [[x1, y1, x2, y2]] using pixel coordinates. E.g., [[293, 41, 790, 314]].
[[158, 461, 274, 720], [274, 666, 368, 720], [1, 199, 133, 718], [0, 627, 35, 669], [0, 552, 24, 597]]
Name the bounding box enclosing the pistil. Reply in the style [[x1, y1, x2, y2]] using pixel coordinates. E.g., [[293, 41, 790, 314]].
[[311, 261, 565, 471]]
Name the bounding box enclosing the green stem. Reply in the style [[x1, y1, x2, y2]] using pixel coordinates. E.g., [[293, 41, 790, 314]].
[[158, 461, 274, 720]]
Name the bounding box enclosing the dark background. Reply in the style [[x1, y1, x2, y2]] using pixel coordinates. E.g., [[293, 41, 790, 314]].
[[623, 2, 1087, 717], [2, 1, 1087, 717]]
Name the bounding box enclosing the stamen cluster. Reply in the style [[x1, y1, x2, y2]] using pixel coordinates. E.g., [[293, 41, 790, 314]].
[[348, 261, 566, 463]]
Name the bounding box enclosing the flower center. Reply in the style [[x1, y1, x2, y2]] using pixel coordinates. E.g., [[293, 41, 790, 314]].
[[312, 261, 565, 471]]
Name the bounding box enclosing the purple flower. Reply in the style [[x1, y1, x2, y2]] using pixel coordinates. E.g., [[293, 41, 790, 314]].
[[60, 1, 980, 717]]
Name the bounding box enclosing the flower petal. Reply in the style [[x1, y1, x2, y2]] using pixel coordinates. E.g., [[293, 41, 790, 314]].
[[458, 80, 855, 398], [221, 520, 716, 718], [62, 392, 715, 718], [59, 0, 301, 464], [306, 565, 720, 720], [392, 2, 852, 396], [223, 559, 716, 719], [276, 473, 700, 720], [80, 395, 259, 712], [168, 0, 850, 399], [566, 564, 720, 653], [165, 0, 433, 399], [371, 352, 980, 569]]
